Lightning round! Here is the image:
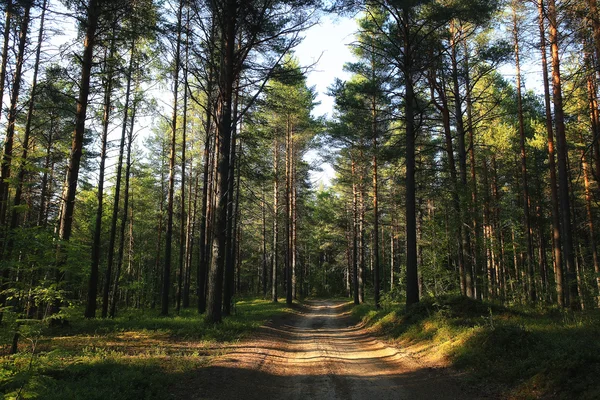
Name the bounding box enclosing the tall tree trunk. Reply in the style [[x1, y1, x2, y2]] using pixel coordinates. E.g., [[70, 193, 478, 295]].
[[86, 21, 115, 318], [371, 85, 380, 309], [430, 68, 467, 297], [176, 5, 190, 314], [581, 141, 600, 305], [7, 0, 45, 235], [162, 0, 184, 316], [196, 19, 217, 314], [358, 156, 365, 303], [547, 0, 579, 309], [152, 140, 167, 309], [449, 20, 474, 298], [537, 0, 564, 307], [223, 84, 240, 316], [58, 0, 99, 242], [102, 39, 136, 318], [38, 118, 55, 228], [206, 0, 236, 323], [0, 1, 32, 228], [464, 42, 483, 300], [110, 77, 137, 318], [261, 186, 268, 297], [513, 4, 536, 303], [183, 168, 198, 308], [587, 0, 600, 181], [404, 8, 418, 307], [272, 133, 279, 303], [285, 117, 292, 306], [0, 0, 11, 123], [352, 158, 359, 304]]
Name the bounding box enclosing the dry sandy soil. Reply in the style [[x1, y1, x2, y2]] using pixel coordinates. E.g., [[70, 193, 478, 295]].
[[177, 300, 486, 400]]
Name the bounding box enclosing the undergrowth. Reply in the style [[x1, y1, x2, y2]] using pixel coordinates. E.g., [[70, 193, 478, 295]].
[[0, 298, 290, 400], [354, 295, 600, 399]]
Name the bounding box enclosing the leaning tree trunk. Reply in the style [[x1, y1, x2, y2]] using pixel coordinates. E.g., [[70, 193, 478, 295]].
[[58, 0, 99, 243]]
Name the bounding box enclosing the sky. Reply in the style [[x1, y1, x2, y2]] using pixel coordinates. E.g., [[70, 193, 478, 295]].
[[294, 14, 357, 188]]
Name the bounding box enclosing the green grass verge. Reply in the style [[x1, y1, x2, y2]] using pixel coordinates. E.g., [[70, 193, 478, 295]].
[[353, 296, 600, 399], [0, 299, 290, 400]]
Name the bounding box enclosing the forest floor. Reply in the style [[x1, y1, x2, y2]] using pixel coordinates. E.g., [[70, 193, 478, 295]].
[[3, 297, 599, 399], [175, 299, 481, 400], [352, 296, 600, 400]]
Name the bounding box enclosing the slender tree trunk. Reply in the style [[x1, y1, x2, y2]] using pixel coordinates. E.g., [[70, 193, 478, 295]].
[[102, 39, 136, 318], [197, 19, 217, 314], [285, 117, 292, 306], [587, 0, 600, 181], [464, 42, 483, 300], [110, 78, 137, 319], [152, 141, 166, 309], [223, 84, 240, 316], [0, 1, 32, 227], [358, 156, 365, 303], [581, 142, 600, 305], [38, 119, 54, 228], [272, 133, 279, 303], [176, 6, 190, 313], [0, 0, 11, 122], [372, 92, 380, 308], [162, 0, 184, 316], [183, 168, 198, 308], [537, 0, 564, 307], [7, 0, 45, 234], [404, 9, 418, 306], [58, 0, 99, 242], [86, 21, 115, 318], [513, 5, 536, 302], [547, 0, 579, 309], [449, 20, 474, 299], [262, 186, 268, 298], [431, 70, 467, 297], [352, 158, 359, 304]]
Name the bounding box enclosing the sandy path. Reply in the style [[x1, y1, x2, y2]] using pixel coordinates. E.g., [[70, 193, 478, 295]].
[[180, 300, 481, 400]]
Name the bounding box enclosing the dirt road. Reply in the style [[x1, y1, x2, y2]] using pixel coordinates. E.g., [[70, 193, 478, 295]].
[[182, 300, 480, 399]]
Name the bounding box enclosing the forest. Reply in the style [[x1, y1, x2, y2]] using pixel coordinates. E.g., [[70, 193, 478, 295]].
[[1, 0, 600, 398]]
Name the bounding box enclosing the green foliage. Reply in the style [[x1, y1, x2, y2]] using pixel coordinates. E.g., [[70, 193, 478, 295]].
[[354, 295, 600, 399], [0, 299, 290, 399]]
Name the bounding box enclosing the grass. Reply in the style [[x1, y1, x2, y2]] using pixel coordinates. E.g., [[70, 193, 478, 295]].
[[0, 298, 291, 400], [353, 295, 600, 399]]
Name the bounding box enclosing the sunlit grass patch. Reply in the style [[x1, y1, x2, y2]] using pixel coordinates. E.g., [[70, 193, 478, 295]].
[[0, 298, 289, 399], [353, 295, 600, 399]]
